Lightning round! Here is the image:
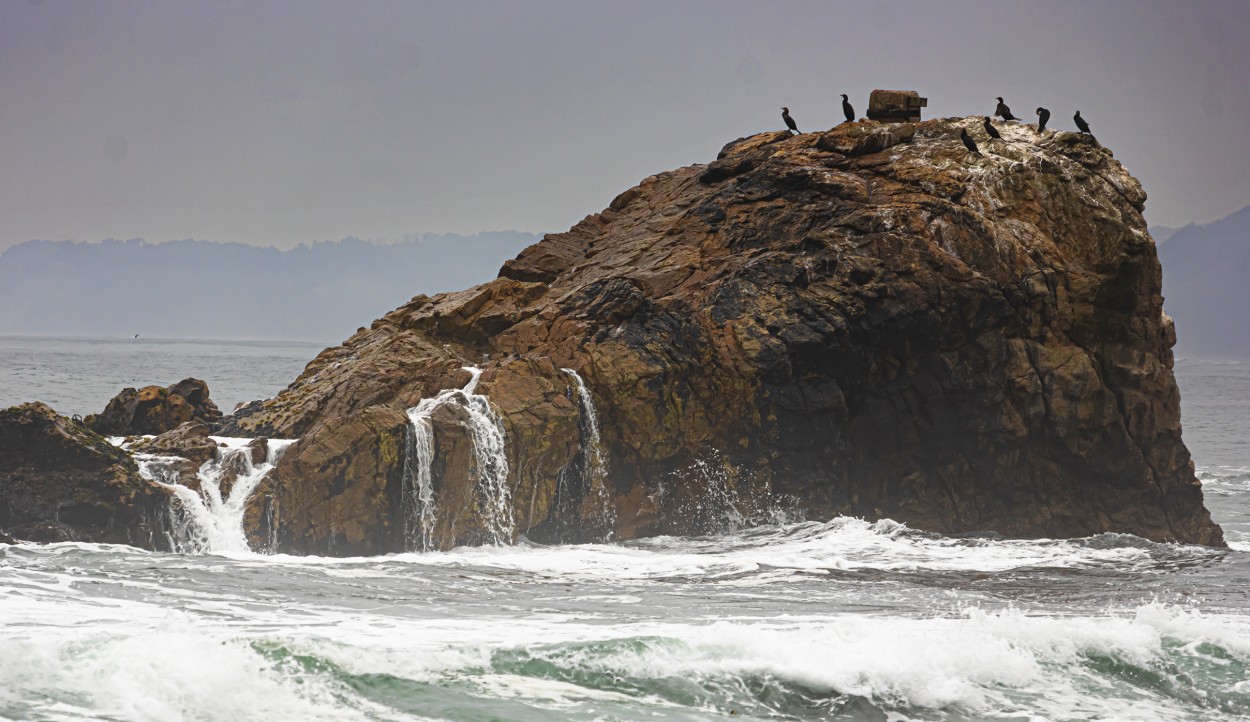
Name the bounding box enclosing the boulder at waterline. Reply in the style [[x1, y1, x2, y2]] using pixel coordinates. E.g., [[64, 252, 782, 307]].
[[0, 402, 172, 547], [225, 116, 1224, 551], [130, 419, 218, 465], [87, 377, 223, 436]]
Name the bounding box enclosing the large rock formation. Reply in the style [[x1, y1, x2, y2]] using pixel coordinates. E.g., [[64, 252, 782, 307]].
[[0, 402, 172, 547], [87, 378, 223, 436], [224, 117, 1224, 553]]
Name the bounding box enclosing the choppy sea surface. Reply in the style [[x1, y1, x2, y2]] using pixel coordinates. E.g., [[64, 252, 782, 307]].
[[0, 335, 324, 417], [1, 337, 1248, 722]]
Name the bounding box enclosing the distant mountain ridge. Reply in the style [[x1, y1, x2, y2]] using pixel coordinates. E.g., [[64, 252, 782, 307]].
[[1159, 205, 1250, 359], [0, 232, 539, 342], [1148, 225, 1182, 245]]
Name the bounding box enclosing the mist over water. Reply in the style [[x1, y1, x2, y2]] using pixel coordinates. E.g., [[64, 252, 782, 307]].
[[1, 340, 1249, 721]]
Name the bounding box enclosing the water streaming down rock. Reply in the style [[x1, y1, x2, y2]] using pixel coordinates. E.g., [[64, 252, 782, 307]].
[[402, 397, 448, 552], [562, 368, 617, 540], [401, 367, 514, 550], [137, 437, 295, 554]]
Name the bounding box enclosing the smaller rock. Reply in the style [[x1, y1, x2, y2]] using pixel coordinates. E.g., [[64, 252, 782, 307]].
[[167, 379, 223, 424], [130, 420, 217, 464], [88, 378, 223, 436], [244, 437, 269, 466], [0, 402, 172, 549], [815, 123, 915, 156]]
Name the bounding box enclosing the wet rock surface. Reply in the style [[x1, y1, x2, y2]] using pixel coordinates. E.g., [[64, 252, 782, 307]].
[[0, 402, 171, 547], [225, 117, 1224, 551]]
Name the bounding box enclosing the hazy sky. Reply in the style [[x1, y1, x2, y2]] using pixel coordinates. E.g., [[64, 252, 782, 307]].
[[2, 0, 1248, 252]]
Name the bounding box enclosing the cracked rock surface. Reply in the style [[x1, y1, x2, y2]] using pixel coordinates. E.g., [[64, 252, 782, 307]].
[[223, 116, 1223, 552]]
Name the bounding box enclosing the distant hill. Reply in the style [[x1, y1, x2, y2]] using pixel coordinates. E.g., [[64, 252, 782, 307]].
[[0, 232, 539, 343], [1148, 224, 1183, 245], [1159, 206, 1250, 359]]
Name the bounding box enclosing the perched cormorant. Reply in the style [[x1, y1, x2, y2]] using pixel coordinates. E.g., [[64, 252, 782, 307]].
[[995, 97, 1017, 121], [781, 107, 799, 134], [983, 116, 1001, 140], [1074, 110, 1093, 136], [1036, 107, 1050, 132], [960, 128, 980, 155], [841, 94, 855, 123]]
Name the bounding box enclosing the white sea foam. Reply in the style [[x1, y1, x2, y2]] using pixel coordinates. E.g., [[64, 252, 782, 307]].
[[0, 628, 404, 722], [380, 517, 1191, 580], [12, 603, 1229, 722], [136, 437, 295, 555], [2, 530, 1247, 722]]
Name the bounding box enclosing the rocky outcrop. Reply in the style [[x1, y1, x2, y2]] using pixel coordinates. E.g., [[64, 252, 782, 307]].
[[226, 117, 1224, 552], [127, 419, 219, 492], [87, 378, 222, 436], [130, 419, 218, 464], [0, 402, 172, 547]]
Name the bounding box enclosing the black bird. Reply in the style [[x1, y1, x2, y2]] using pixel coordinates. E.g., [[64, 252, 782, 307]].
[[960, 128, 980, 155], [995, 97, 1017, 121], [983, 116, 1002, 140], [1074, 110, 1093, 136], [841, 94, 855, 123], [781, 107, 799, 134], [1036, 107, 1050, 132]]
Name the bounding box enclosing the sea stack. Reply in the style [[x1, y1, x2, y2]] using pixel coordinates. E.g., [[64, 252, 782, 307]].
[[221, 117, 1224, 554]]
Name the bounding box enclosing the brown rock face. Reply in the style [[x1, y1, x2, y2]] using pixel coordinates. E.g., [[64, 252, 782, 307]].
[[252, 405, 409, 555], [128, 419, 219, 492], [88, 378, 223, 436], [130, 420, 218, 464], [0, 402, 172, 547], [226, 117, 1223, 552]]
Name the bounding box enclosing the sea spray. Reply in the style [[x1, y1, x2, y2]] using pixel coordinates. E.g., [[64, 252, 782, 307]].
[[680, 456, 747, 533], [562, 368, 617, 540], [402, 366, 513, 550], [648, 452, 801, 534], [137, 438, 295, 554]]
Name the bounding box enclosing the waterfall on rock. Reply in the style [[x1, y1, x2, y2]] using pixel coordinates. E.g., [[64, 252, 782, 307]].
[[402, 367, 513, 550], [137, 437, 295, 554], [402, 399, 443, 552], [562, 368, 617, 539]]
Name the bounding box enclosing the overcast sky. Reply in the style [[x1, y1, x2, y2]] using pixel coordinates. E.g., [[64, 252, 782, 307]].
[[2, 0, 1248, 252]]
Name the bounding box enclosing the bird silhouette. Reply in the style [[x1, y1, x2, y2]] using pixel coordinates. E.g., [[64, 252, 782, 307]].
[[841, 94, 855, 123], [983, 117, 1002, 140], [1036, 107, 1050, 132], [960, 128, 981, 155], [1074, 110, 1093, 136], [781, 107, 799, 133], [995, 97, 1017, 121]]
